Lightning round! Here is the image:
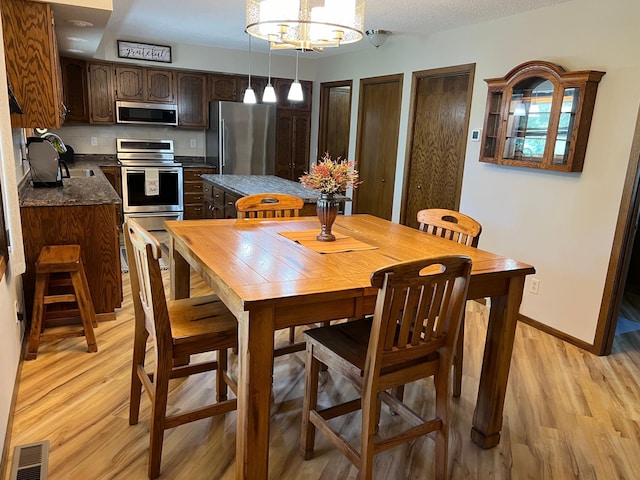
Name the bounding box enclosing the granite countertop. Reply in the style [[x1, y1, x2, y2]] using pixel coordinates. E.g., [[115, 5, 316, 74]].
[[19, 161, 121, 208], [201, 174, 351, 203]]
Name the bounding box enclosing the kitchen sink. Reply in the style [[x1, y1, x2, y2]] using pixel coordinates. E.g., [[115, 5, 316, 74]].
[[67, 168, 95, 178]]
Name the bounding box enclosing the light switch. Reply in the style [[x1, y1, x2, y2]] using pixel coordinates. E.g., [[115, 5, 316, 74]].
[[190, 139, 197, 148]]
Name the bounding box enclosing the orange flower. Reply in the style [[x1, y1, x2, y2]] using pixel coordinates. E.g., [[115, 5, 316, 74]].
[[299, 153, 361, 194]]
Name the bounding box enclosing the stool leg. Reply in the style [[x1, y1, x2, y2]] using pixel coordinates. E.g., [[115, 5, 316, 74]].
[[26, 273, 48, 360], [70, 270, 98, 353]]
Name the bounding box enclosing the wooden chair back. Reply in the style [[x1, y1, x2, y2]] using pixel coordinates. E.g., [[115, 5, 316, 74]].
[[236, 193, 304, 219], [368, 255, 472, 379], [124, 219, 172, 356], [416, 208, 482, 247]]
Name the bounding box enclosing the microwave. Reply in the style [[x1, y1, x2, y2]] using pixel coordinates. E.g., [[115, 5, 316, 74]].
[[115, 101, 178, 126]]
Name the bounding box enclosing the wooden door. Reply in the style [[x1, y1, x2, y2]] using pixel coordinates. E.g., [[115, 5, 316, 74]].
[[87, 63, 115, 124], [114, 66, 144, 101], [318, 80, 352, 160], [177, 72, 207, 128], [401, 65, 475, 229], [146, 69, 175, 103], [353, 74, 403, 220]]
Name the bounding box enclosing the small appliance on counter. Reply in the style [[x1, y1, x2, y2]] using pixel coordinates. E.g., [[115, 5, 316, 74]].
[[27, 136, 70, 188]]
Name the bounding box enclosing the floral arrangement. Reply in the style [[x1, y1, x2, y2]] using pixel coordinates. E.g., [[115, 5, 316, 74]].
[[299, 153, 361, 195]]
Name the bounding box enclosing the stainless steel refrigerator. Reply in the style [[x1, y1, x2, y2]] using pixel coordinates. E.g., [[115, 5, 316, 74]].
[[205, 101, 276, 175]]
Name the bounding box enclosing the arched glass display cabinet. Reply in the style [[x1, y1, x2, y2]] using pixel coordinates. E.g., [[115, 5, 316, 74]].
[[480, 60, 605, 172]]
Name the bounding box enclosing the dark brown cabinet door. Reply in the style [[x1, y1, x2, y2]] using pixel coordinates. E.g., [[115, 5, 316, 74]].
[[236, 76, 267, 103], [88, 63, 115, 124], [275, 110, 310, 181], [61, 57, 89, 123], [115, 66, 144, 101], [177, 73, 207, 128], [209, 74, 237, 101], [274, 78, 312, 111], [146, 69, 175, 103]]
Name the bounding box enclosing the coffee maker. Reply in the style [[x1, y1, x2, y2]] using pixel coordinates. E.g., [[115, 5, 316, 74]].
[[27, 136, 69, 187]]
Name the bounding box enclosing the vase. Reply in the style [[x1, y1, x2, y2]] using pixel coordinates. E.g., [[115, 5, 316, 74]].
[[316, 193, 339, 242]]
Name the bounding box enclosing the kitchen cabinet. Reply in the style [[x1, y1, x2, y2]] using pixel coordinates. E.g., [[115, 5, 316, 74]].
[[100, 166, 123, 227], [61, 57, 89, 123], [236, 75, 267, 103], [209, 74, 237, 101], [20, 203, 122, 322], [275, 109, 311, 181], [480, 60, 605, 172], [115, 66, 176, 103], [203, 181, 238, 219], [177, 72, 207, 128], [274, 78, 312, 111], [183, 166, 214, 219], [88, 62, 115, 124], [114, 66, 144, 101], [2, 0, 65, 128]]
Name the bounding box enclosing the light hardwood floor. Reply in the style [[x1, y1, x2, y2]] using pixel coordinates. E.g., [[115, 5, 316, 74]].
[[4, 270, 640, 479]]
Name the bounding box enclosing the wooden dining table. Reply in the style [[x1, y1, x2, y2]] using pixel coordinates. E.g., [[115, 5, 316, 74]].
[[165, 214, 535, 479]]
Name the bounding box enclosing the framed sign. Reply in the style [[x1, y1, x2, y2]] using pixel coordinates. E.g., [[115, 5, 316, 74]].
[[117, 40, 172, 63]]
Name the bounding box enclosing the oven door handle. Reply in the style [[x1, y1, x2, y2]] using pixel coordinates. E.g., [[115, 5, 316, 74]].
[[123, 167, 181, 174]]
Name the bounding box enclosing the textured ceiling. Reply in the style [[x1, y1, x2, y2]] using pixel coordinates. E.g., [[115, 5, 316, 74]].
[[54, 0, 572, 57]]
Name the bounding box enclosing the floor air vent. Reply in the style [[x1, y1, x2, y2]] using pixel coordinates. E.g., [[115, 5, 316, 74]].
[[9, 440, 49, 480]]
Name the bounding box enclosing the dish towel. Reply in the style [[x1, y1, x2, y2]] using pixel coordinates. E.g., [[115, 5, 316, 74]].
[[145, 168, 159, 196]]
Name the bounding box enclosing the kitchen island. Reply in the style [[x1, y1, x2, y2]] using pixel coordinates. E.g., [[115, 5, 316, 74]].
[[19, 167, 122, 322], [201, 174, 350, 218]]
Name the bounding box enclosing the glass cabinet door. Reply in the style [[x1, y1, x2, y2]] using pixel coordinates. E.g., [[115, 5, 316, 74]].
[[504, 77, 554, 163]]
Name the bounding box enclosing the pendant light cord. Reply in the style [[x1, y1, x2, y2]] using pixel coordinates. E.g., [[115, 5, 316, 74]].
[[248, 34, 252, 87]]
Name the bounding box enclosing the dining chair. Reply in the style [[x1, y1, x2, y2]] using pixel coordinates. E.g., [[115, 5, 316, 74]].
[[235, 193, 304, 219], [300, 255, 472, 480], [417, 208, 482, 397], [124, 219, 238, 479], [236, 192, 312, 356]]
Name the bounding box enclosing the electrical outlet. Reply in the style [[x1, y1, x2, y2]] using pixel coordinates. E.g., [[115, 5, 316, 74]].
[[530, 278, 540, 295], [190, 138, 197, 148], [90, 136, 98, 147]]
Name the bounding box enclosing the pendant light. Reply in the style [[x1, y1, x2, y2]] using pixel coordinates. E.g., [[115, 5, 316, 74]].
[[263, 47, 277, 103], [287, 50, 303, 102], [243, 34, 257, 104]]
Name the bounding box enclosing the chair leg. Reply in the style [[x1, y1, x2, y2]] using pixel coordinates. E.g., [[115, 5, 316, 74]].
[[129, 329, 148, 425], [300, 344, 320, 460], [26, 273, 48, 360], [288, 326, 296, 344], [148, 356, 171, 480], [433, 371, 450, 480], [216, 348, 228, 402], [70, 270, 98, 353], [360, 388, 378, 480], [453, 314, 465, 398]]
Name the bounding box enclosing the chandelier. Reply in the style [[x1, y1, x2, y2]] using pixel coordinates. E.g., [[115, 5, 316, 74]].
[[246, 0, 365, 52]]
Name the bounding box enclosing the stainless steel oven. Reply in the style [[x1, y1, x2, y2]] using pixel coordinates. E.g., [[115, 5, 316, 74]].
[[117, 139, 183, 231]]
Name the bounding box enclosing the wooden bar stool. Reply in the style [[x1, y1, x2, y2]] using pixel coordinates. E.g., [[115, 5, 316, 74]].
[[26, 245, 98, 360]]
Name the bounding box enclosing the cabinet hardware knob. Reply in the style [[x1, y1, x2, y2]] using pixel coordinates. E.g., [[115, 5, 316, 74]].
[[417, 185, 422, 189]]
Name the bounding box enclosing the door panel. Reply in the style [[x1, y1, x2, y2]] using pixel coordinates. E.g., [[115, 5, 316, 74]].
[[402, 65, 475, 229], [354, 74, 403, 220]]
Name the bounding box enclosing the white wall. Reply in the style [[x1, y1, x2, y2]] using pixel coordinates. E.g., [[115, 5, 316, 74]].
[[0, 18, 26, 464], [311, 0, 640, 344]]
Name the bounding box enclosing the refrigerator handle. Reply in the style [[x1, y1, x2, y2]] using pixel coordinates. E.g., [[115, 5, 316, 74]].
[[220, 118, 226, 172]]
